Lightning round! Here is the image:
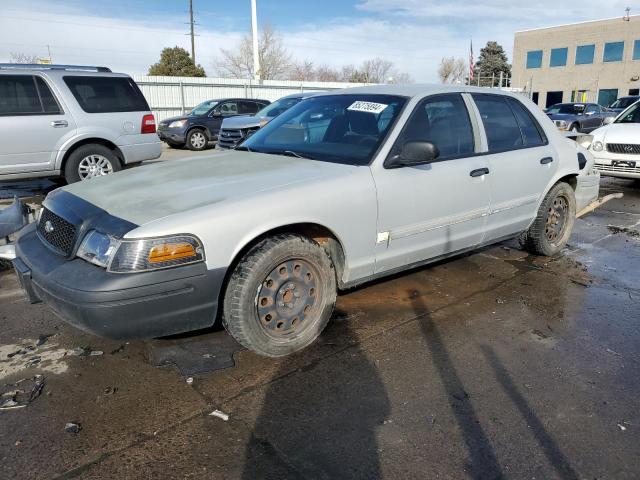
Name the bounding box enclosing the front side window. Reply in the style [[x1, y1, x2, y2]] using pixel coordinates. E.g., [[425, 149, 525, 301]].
[[603, 42, 624, 62], [472, 94, 524, 152], [575, 44, 595, 65], [241, 94, 407, 166], [190, 100, 218, 116], [526, 50, 543, 69], [546, 103, 585, 115], [584, 104, 599, 114], [615, 102, 640, 123], [550, 48, 568, 67], [506, 98, 546, 147], [63, 76, 149, 113], [390, 93, 474, 161], [0, 75, 61, 115]]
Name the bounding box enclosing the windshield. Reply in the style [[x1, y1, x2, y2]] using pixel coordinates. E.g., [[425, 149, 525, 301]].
[[546, 103, 586, 115], [189, 100, 218, 116], [615, 102, 640, 123], [610, 97, 639, 109], [240, 94, 407, 166], [255, 96, 303, 118]]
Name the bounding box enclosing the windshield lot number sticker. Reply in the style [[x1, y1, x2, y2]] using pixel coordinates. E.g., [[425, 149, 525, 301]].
[[348, 101, 388, 114]]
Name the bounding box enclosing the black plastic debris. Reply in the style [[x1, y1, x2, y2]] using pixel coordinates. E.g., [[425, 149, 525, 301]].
[[36, 334, 54, 347], [64, 422, 81, 434], [147, 330, 244, 377]]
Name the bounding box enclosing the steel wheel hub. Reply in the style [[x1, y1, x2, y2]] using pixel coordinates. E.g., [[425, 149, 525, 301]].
[[257, 259, 318, 337], [78, 154, 113, 180], [546, 196, 568, 242]]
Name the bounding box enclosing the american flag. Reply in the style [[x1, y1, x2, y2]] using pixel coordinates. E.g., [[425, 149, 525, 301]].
[[469, 40, 475, 84]]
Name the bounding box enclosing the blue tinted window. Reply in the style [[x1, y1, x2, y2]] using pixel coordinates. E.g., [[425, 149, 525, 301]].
[[634, 40, 640, 60], [526, 50, 543, 69], [550, 48, 568, 67], [575, 45, 595, 64], [603, 42, 624, 62]]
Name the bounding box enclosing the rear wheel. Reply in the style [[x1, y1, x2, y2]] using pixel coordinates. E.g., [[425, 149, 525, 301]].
[[223, 234, 337, 357], [64, 144, 121, 183], [520, 182, 576, 256], [186, 129, 208, 151]]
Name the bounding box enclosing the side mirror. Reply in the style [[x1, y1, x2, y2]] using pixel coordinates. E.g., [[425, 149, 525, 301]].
[[388, 141, 439, 168], [603, 116, 614, 125], [585, 111, 595, 116]]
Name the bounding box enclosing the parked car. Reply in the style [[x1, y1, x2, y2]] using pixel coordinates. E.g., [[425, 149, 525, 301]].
[[0, 64, 161, 183], [545, 102, 615, 133], [217, 92, 322, 149], [157, 98, 270, 151], [608, 95, 640, 114], [590, 100, 640, 179], [12, 85, 599, 357]]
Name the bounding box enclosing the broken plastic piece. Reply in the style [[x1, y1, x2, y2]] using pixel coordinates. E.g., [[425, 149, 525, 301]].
[[209, 409, 229, 421], [64, 422, 81, 434]]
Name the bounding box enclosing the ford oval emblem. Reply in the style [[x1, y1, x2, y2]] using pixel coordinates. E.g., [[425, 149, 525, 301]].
[[44, 220, 55, 233]]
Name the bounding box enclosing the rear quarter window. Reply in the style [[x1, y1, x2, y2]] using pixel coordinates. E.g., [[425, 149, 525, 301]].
[[63, 76, 150, 113]]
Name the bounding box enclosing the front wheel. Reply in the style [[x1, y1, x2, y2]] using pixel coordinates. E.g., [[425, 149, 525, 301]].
[[186, 129, 209, 151], [569, 123, 579, 133], [223, 234, 337, 357], [519, 182, 576, 256]]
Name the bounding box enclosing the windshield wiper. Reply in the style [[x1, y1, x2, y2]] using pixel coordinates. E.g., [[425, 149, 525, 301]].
[[282, 150, 314, 160]]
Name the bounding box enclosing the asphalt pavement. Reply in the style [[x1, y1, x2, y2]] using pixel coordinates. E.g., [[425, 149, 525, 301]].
[[0, 154, 638, 479]]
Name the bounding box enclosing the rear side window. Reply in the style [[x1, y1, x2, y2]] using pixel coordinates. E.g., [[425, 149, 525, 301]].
[[394, 93, 474, 160], [472, 94, 523, 152], [506, 98, 546, 147], [63, 76, 149, 113], [35, 77, 62, 114], [0, 75, 43, 115], [239, 101, 260, 115]]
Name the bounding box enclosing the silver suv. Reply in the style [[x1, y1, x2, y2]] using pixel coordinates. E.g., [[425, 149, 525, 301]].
[[0, 64, 161, 183]]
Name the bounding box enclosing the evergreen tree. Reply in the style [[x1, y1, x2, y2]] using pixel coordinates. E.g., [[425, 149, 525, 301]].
[[148, 47, 205, 77], [474, 41, 511, 87]]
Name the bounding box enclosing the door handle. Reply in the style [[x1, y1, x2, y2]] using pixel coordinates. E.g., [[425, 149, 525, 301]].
[[50, 120, 68, 128], [470, 167, 490, 177], [540, 157, 553, 165]]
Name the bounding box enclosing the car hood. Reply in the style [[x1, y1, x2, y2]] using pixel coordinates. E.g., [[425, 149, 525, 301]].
[[221, 115, 271, 129], [592, 123, 640, 143], [57, 151, 355, 227], [160, 115, 189, 125]]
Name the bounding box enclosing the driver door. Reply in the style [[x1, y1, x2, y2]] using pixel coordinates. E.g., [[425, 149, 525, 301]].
[[207, 101, 238, 138], [371, 93, 491, 273], [584, 104, 601, 131]]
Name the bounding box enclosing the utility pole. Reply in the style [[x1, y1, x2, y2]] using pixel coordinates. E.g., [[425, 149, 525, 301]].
[[189, 0, 196, 63], [251, 0, 261, 81]]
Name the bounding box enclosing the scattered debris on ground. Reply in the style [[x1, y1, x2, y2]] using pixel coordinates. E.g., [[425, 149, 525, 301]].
[[0, 375, 45, 410], [607, 225, 640, 238], [64, 422, 81, 434], [110, 344, 128, 355], [68, 347, 103, 357], [209, 409, 229, 421]]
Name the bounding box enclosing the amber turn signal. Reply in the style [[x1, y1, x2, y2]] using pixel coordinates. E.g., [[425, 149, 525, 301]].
[[148, 242, 197, 264]]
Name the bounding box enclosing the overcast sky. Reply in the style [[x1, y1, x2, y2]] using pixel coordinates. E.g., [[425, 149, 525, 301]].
[[0, 0, 634, 81]]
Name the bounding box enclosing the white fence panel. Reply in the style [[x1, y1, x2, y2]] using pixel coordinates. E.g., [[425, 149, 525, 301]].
[[132, 75, 373, 122]]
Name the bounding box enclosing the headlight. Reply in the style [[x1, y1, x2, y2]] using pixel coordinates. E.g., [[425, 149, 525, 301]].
[[77, 231, 120, 268], [108, 235, 204, 273], [591, 141, 604, 152], [557, 120, 568, 129], [168, 120, 187, 128]]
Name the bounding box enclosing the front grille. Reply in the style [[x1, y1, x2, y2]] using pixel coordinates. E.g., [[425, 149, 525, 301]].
[[606, 143, 640, 155], [595, 163, 640, 174], [37, 208, 77, 256], [217, 129, 245, 148]]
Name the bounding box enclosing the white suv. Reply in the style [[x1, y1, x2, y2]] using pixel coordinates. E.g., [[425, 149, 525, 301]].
[[0, 64, 161, 183]]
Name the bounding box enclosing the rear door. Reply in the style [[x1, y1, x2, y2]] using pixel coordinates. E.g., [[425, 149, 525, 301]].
[[372, 93, 491, 273], [0, 74, 76, 175], [471, 94, 557, 241]]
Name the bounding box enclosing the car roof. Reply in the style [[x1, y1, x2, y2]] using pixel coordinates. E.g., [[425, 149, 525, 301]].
[[314, 83, 527, 100], [197, 98, 270, 103]]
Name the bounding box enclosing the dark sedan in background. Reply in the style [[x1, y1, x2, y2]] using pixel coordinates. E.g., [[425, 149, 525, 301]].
[[157, 98, 270, 151], [608, 95, 640, 114], [545, 102, 616, 133]]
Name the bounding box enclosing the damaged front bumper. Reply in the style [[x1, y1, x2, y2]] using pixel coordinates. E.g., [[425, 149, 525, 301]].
[[575, 171, 601, 213], [13, 224, 225, 339]]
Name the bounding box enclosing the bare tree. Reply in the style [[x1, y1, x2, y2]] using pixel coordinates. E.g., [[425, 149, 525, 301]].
[[438, 57, 466, 84], [314, 65, 341, 82], [214, 25, 292, 80], [288, 60, 316, 81], [388, 71, 413, 84], [360, 57, 394, 83], [10, 52, 40, 64]]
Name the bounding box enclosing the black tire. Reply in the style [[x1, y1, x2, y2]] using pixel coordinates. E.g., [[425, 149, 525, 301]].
[[223, 234, 337, 357], [569, 123, 580, 133], [186, 128, 209, 151], [64, 144, 121, 183], [519, 182, 576, 256], [166, 141, 185, 149]]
